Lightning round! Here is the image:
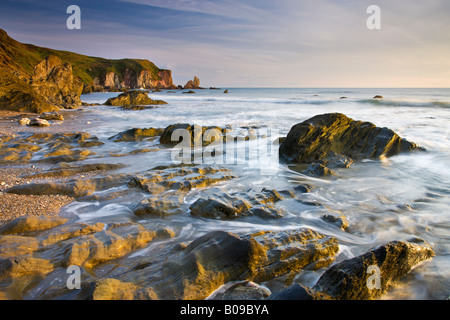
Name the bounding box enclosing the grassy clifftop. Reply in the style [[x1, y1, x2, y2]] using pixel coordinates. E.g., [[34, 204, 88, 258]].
[[0, 28, 162, 86]]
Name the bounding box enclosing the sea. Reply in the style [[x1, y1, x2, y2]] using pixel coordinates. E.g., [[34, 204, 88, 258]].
[[68, 87, 450, 299]]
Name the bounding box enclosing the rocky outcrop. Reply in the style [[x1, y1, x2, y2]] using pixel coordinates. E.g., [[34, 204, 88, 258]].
[[103, 91, 167, 107], [108, 228, 338, 300], [0, 131, 103, 164], [279, 113, 424, 176], [131, 165, 235, 217], [184, 76, 200, 89], [30, 55, 82, 108]]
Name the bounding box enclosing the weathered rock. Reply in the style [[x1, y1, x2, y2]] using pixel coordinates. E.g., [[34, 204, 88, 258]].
[[279, 113, 423, 168], [23, 162, 126, 179], [92, 278, 159, 300], [131, 165, 235, 217], [0, 215, 68, 235], [159, 123, 224, 147], [184, 76, 200, 89], [321, 214, 349, 231], [108, 127, 164, 142], [5, 174, 130, 198], [103, 91, 167, 106], [312, 239, 435, 300], [116, 228, 338, 300], [304, 163, 335, 177]]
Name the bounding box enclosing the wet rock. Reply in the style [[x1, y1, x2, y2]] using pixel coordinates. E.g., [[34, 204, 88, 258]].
[[28, 118, 50, 127], [23, 162, 127, 179], [182, 90, 196, 94], [108, 127, 164, 142], [104, 91, 167, 106], [5, 173, 130, 198], [92, 278, 159, 300], [211, 281, 271, 300], [304, 163, 335, 177], [279, 113, 424, 169], [293, 184, 312, 193], [268, 283, 330, 300], [39, 111, 64, 121], [189, 188, 290, 220], [0, 215, 68, 235], [0, 215, 176, 299], [312, 239, 435, 300], [116, 228, 338, 300], [131, 165, 235, 217], [373, 95, 384, 99], [120, 105, 157, 111], [321, 214, 349, 231]]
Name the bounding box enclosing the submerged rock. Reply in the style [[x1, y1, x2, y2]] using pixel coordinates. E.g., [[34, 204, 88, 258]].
[[279, 113, 424, 171]]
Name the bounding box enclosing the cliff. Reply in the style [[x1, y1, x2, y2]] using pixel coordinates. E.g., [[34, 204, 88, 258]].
[[0, 28, 176, 113]]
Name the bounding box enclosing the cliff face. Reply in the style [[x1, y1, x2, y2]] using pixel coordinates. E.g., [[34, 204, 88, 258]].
[[0, 29, 176, 112]]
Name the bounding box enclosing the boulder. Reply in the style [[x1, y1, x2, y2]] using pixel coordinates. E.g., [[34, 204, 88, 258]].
[[312, 239, 435, 300], [189, 188, 290, 220], [39, 112, 64, 121], [103, 91, 167, 106], [279, 113, 423, 168]]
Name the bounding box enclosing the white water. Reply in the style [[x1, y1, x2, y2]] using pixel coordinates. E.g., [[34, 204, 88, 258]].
[[71, 88, 450, 299]]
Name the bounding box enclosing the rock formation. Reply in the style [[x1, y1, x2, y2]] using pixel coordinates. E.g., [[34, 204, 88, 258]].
[[279, 113, 424, 176], [184, 76, 200, 89]]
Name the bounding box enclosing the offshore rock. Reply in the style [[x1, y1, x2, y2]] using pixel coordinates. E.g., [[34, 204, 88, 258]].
[[108, 127, 164, 142], [104, 91, 167, 106]]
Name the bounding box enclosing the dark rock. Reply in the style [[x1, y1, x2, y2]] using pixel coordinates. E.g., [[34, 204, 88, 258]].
[[28, 118, 50, 127], [312, 239, 435, 300], [293, 184, 312, 193], [189, 188, 289, 220], [182, 90, 196, 94], [373, 95, 384, 99], [279, 113, 424, 167], [224, 89, 229, 93], [321, 214, 349, 230], [304, 163, 335, 177]]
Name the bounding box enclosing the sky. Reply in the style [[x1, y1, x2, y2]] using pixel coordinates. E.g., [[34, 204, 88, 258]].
[[1, 0, 450, 87]]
